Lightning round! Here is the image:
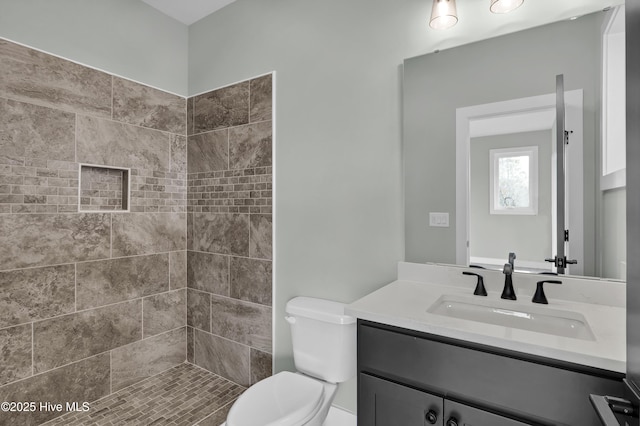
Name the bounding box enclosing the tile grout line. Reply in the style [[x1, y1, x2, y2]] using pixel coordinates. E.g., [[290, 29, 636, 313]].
[[188, 248, 272, 263], [192, 325, 197, 366], [74, 263, 77, 312], [109, 350, 113, 394], [2, 322, 190, 391], [169, 132, 173, 173], [226, 127, 230, 171], [1, 351, 111, 390], [0, 249, 182, 274], [193, 325, 268, 353], [31, 322, 34, 377], [186, 287, 271, 310], [110, 75, 114, 120], [74, 113, 78, 164], [17, 293, 167, 330], [247, 209, 252, 260], [188, 118, 272, 138]]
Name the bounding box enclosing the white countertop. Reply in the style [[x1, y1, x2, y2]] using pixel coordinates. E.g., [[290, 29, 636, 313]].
[[346, 263, 626, 373]]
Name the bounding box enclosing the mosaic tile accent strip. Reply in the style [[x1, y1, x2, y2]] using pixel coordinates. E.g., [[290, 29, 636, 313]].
[[44, 362, 245, 426], [0, 157, 79, 213], [131, 169, 187, 213], [187, 167, 272, 214], [80, 165, 127, 211], [0, 161, 187, 214]]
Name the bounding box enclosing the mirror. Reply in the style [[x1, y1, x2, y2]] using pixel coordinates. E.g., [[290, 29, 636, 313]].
[[403, 6, 626, 280]]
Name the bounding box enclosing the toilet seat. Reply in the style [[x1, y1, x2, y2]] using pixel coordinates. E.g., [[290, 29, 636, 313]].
[[227, 371, 325, 426]]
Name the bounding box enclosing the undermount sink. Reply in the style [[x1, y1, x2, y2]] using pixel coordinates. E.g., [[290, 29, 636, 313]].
[[427, 295, 595, 341]]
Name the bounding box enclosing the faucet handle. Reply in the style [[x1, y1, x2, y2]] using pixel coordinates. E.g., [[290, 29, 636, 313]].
[[503, 263, 513, 275], [462, 271, 488, 296], [469, 264, 486, 269], [532, 280, 562, 304]]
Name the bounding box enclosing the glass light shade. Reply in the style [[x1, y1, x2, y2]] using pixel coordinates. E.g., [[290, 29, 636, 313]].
[[490, 0, 524, 14], [430, 0, 458, 30]]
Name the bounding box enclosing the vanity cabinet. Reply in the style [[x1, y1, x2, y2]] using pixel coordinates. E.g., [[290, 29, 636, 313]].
[[360, 373, 528, 426], [357, 320, 625, 426]]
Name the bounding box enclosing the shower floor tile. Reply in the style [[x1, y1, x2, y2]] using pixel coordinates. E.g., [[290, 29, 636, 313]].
[[43, 362, 244, 426]]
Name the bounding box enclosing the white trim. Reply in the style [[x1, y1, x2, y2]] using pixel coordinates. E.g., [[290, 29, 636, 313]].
[[601, 5, 626, 188], [270, 70, 277, 372], [601, 168, 626, 191], [456, 90, 584, 275]]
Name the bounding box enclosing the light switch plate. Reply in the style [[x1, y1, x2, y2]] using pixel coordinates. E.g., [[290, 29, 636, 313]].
[[429, 212, 449, 227]]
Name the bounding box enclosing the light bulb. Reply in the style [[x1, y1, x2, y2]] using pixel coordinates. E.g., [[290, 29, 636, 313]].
[[490, 0, 524, 14], [430, 0, 458, 30]]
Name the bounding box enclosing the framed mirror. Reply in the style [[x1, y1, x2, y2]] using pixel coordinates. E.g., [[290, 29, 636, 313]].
[[403, 6, 626, 279]]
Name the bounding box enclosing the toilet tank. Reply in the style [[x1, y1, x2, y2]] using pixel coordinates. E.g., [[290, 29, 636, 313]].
[[285, 297, 356, 384]]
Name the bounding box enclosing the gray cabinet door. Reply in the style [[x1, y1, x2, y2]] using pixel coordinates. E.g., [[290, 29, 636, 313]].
[[358, 322, 624, 425], [359, 373, 444, 426], [444, 399, 531, 426]]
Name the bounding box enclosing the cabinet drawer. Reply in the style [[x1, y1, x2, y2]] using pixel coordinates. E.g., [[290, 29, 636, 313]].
[[358, 321, 624, 425]]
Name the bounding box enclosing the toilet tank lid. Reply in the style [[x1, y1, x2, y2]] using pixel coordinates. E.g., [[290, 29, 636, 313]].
[[286, 297, 356, 324]]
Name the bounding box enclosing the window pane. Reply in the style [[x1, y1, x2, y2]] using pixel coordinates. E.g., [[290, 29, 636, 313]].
[[498, 155, 530, 208]]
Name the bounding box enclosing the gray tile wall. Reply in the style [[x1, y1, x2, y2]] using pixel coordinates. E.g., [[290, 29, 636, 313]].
[[0, 38, 274, 424], [0, 39, 188, 425], [187, 74, 273, 387]]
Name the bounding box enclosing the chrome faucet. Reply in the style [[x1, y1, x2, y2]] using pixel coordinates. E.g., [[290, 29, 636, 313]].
[[501, 252, 517, 300]]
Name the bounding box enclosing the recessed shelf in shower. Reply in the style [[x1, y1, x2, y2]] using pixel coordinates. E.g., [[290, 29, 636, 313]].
[[78, 164, 130, 212]]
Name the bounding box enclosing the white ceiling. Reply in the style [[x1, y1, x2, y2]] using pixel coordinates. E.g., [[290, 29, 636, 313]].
[[141, 0, 236, 25]]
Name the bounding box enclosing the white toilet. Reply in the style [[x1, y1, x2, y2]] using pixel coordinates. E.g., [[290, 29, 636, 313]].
[[224, 297, 356, 426]]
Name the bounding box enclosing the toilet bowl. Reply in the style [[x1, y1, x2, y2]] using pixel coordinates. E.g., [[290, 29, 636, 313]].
[[225, 371, 337, 426], [224, 297, 356, 426]]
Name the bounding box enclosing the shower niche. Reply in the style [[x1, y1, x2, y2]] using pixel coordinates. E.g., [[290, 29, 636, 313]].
[[78, 164, 130, 212]]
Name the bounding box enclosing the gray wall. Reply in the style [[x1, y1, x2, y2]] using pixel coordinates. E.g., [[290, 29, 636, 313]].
[[0, 0, 188, 95], [188, 0, 427, 410], [602, 188, 627, 279], [470, 131, 552, 264], [404, 13, 604, 277]]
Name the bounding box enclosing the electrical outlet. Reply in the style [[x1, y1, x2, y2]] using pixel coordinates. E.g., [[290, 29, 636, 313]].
[[429, 212, 449, 227]]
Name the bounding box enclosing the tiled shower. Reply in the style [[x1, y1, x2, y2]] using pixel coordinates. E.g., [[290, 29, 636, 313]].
[[186, 74, 273, 387], [0, 39, 273, 425]]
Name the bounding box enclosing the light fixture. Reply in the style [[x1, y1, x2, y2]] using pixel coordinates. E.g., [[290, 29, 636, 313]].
[[430, 0, 458, 30], [490, 0, 524, 14]]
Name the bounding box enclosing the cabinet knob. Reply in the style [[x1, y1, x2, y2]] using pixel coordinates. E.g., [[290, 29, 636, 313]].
[[446, 417, 459, 426], [425, 410, 438, 424]]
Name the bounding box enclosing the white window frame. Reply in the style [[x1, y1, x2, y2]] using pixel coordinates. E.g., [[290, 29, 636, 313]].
[[489, 146, 538, 215]]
